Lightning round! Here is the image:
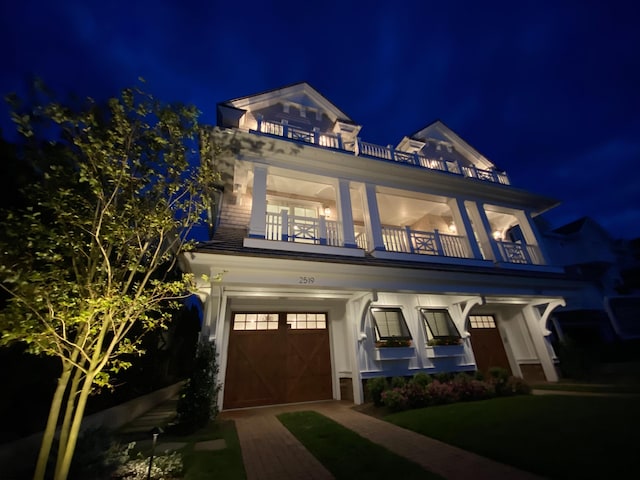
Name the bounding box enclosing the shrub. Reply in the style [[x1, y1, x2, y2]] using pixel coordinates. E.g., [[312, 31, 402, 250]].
[[403, 381, 431, 409], [426, 380, 460, 405], [504, 376, 532, 395], [391, 376, 407, 389], [367, 377, 388, 406], [380, 387, 409, 412], [410, 372, 433, 388], [113, 450, 183, 480], [175, 340, 221, 432]]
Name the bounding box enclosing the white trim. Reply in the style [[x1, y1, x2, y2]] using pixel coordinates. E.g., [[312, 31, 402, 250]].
[[243, 237, 366, 256]]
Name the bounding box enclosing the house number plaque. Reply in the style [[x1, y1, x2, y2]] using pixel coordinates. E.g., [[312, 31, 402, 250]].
[[298, 276, 315, 284]]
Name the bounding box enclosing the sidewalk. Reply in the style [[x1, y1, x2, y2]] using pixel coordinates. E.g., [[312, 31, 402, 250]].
[[222, 401, 543, 480]]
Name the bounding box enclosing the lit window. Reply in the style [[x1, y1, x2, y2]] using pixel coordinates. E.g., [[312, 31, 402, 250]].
[[420, 309, 461, 345], [233, 313, 279, 331], [287, 313, 327, 329], [370, 308, 412, 342], [469, 315, 496, 329]]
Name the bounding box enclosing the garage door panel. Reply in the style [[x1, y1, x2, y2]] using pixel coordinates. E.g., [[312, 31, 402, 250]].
[[224, 312, 332, 409]]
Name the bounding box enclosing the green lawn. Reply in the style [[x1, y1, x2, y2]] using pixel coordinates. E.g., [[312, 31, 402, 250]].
[[278, 411, 442, 480], [130, 420, 246, 480], [384, 394, 640, 479]]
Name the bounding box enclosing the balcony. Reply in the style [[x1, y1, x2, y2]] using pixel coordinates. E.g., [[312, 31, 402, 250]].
[[496, 240, 542, 265], [382, 226, 469, 258], [254, 118, 510, 185], [266, 211, 342, 246]]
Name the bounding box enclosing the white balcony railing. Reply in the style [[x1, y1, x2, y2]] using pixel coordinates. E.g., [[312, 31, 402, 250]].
[[496, 241, 542, 265], [265, 212, 342, 246], [253, 117, 510, 185], [381, 226, 469, 258]]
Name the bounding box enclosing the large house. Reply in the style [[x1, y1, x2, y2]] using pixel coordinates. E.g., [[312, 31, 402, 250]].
[[184, 82, 593, 409]]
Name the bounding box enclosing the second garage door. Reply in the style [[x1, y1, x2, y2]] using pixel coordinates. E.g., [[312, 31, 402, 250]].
[[223, 312, 332, 409]]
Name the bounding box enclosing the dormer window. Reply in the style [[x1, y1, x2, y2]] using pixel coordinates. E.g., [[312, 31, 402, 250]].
[[283, 103, 290, 114], [300, 106, 306, 118]]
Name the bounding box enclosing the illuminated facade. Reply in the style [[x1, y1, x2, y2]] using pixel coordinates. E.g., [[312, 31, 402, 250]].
[[185, 83, 591, 408]]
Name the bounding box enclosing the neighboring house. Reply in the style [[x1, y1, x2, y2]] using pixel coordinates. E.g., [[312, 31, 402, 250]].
[[544, 217, 640, 342], [184, 82, 594, 409]]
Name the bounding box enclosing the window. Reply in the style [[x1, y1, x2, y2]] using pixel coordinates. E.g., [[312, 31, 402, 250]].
[[370, 308, 412, 342], [286, 313, 327, 329], [420, 309, 461, 346], [233, 313, 279, 330], [469, 315, 496, 329]]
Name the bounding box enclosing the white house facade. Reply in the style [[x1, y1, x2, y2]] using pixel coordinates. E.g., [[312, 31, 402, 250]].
[[184, 83, 593, 409]]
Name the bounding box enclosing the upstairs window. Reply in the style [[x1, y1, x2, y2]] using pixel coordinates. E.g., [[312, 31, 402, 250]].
[[370, 307, 412, 346], [420, 308, 462, 346]]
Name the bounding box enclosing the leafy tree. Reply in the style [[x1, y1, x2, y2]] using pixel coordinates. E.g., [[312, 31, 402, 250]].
[[0, 81, 218, 480]]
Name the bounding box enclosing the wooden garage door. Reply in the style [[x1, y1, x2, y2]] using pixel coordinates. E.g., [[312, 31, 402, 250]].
[[224, 312, 332, 409], [468, 315, 512, 374]]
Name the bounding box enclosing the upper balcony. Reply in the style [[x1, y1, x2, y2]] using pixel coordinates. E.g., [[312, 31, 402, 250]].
[[253, 116, 510, 186]]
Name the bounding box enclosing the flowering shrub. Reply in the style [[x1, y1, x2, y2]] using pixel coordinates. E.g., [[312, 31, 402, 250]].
[[113, 450, 183, 479], [378, 371, 529, 412], [427, 336, 463, 346], [380, 388, 409, 412]]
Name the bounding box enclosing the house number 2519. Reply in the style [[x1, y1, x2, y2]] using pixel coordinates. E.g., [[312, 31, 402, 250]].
[[298, 276, 315, 284]]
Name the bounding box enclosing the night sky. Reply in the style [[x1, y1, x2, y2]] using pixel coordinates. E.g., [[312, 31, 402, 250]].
[[2, 1, 639, 239]]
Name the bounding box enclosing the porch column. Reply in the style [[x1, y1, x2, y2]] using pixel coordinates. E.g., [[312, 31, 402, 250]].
[[362, 183, 385, 251], [247, 164, 268, 239], [338, 179, 357, 248], [523, 305, 559, 381], [514, 210, 550, 265], [448, 197, 483, 259], [465, 201, 502, 262]]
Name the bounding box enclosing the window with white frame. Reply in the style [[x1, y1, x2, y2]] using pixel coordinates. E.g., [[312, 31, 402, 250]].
[[420, 308, 462, 346], [370, 307, 412, 345]]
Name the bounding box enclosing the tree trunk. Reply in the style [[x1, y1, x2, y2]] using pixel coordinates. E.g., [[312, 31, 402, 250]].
[[54, 365, 83, 478], [54, 371, 94, 480], [33, 362, 72, 480]]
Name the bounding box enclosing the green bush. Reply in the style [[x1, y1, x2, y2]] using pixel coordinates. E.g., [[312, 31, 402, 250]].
[[175, 341, 221, 432], [391, 376, 406, 389], [366, 377, 388, 406], [410, 372, 432, 388]]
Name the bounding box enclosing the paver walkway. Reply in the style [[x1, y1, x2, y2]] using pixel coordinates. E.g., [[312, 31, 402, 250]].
[[222, 401, 544, 480]]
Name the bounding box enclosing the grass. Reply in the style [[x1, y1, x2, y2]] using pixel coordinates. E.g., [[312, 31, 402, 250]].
[[384, 394, 640, 479], [531, 382, 640, 394], [278, 411, 442, 480], [124, 420, 246, 480]]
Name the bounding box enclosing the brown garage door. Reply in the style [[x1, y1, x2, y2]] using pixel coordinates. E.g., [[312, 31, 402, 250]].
[[224, 312, 332, 409], [468, 315, 512, 374]]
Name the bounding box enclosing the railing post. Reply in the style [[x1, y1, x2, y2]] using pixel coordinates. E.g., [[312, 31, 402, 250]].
[[433, 229, 445, 256], [336, 132, 343, 150], [522, 244, 532, 264], [413, 152, 421, 166], [319, 216, 327, 245], [282, 119, 289, 138], [255, 113, 263, 133], [280, 209, 289, 242], [404, 226, 414, 253], [313, 127, 320, 145], [355, 137, 362, 156], [387, 144, 395, 161]]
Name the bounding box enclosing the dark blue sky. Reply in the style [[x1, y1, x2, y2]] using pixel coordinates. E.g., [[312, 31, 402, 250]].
[[2, 1, 639, 238]]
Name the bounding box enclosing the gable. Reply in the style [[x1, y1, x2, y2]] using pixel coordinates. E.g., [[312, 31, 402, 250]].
[[400, 120, 498, 171], [217, 82, 355, 129]]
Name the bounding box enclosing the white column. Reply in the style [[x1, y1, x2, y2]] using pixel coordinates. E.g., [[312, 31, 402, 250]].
[[248, 165, 268, 238], [523, 305, 559, 381], [362, 183, 385, 251], [338, 179, 356, 248], [448, 197, 483, 259], [466, 201, 502, 262]]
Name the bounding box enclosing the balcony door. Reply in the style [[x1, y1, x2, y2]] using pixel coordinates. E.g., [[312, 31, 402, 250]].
[[267, 201, 322, 244]]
